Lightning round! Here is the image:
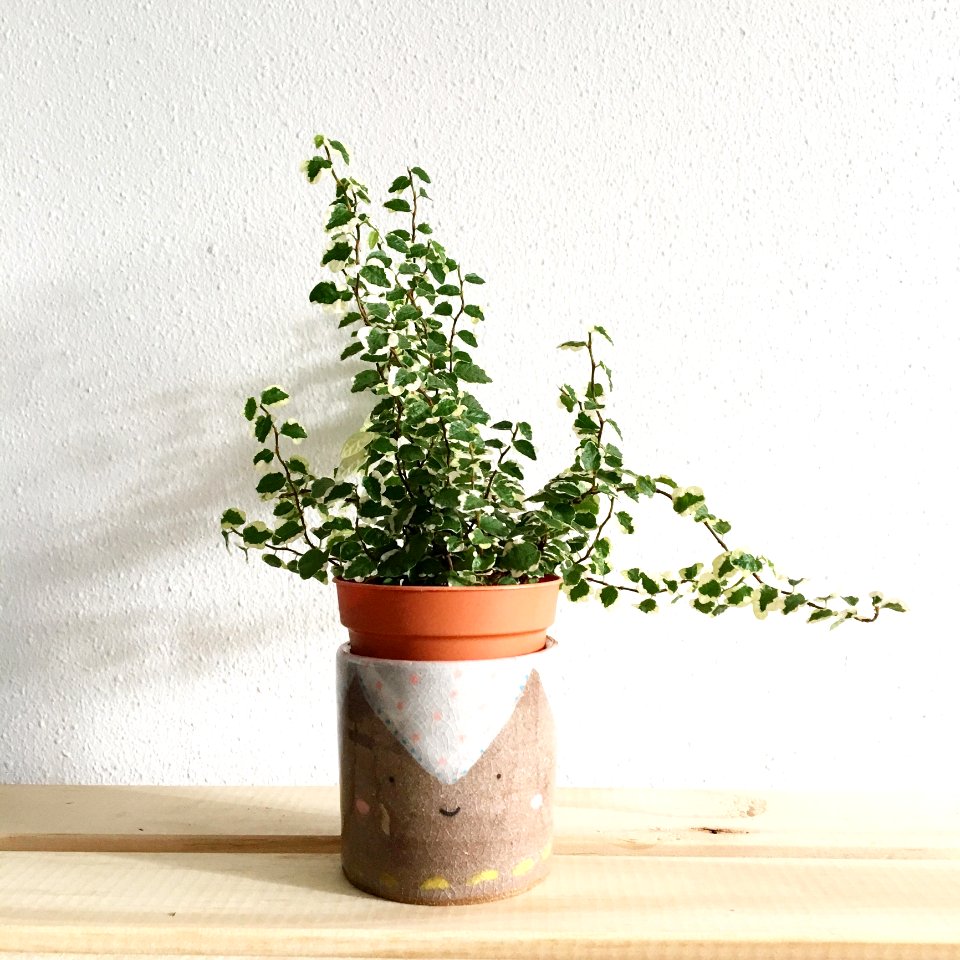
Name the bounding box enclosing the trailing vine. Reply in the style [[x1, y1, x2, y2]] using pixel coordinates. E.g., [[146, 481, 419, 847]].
[[220, 136, 904, 629]]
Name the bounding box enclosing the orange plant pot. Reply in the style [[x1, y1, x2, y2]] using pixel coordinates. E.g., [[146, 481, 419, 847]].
[[334, 577, 561, 661]]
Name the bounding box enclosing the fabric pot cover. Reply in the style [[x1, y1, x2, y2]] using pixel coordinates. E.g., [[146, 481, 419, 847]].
[[337, 639, 557, 904]]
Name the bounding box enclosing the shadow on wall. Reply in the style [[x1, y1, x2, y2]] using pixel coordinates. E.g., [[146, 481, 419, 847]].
[[1, 278, 364, 780], [4, 279, 361, 600]]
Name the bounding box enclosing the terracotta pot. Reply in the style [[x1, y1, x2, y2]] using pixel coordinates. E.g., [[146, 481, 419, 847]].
[[334, 576, 560, 661], [337, 640, 557, 904]]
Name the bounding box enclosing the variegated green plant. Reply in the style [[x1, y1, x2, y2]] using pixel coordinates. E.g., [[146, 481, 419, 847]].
[[220, 136, 904, 628]]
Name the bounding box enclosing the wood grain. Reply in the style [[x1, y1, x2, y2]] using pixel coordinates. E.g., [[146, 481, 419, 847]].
[[1, 786, 958, 958]]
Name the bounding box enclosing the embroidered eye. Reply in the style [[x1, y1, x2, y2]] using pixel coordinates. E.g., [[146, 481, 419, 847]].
[[388, 776, 396, 784], [496, 773, 502, 780]]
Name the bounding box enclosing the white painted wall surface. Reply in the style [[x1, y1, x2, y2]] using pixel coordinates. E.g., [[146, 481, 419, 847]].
[[2, 0, 958, 789]]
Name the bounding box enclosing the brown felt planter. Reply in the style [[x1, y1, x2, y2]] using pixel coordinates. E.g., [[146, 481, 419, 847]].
[[337, 639, 558, 904]]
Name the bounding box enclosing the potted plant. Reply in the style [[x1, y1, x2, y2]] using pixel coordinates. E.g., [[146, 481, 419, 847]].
[[220, 136, 903, 904]]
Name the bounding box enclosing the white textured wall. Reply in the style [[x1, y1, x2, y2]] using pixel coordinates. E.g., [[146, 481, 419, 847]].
[[2, 0, 958, 789]]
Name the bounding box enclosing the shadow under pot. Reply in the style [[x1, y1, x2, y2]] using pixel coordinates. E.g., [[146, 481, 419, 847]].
[[336, 638, 558, 905]]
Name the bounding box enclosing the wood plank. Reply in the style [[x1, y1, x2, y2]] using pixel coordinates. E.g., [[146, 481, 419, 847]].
[[2, 786, 959, 859], [1, 850, 959, 958]]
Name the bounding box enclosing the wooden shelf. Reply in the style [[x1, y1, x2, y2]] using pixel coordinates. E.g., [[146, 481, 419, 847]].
[[1, 786, 959, 958]]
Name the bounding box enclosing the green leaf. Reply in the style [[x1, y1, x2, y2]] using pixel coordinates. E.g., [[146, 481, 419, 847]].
[[386, 234, 409, 255], [433, 301, 453, 316], [514, 439, 537, 460], [479, 515, 510, 537], [638, 598, 657, 613], [261, 386, 290, 406], [453, 361, 492, 384], [298, 548, 327, 580], [280, 420, 307, 440], [504, 541, 540, 572], [616, 511, 634, 534], [639, 572, 660, 595], [325, 204, 353, 229], [351, 370, 381, 392], [328, 139, 350, 165], [309, 281, 343, 305], [636, 476, 656, 497], [842, 596, 859, 607], [273, 519, 303, 542], [243, 397, 257, 421], [783, 593, 807, 614], [432, 487, 460, 509], [340, 340, 363, 360], [428, 262, 446, 284], [698, 579, 723, 598], [393, 306, 420, 326], [463, 273, 484, 284], [727, 585, 753, 606], [256, 472, 286, 495], [366, 302, 391, 320], [808, 608, 834, 623], [714, 519, 732, 536], [220, 508, 245, 528], [457, 329, 478, 347], [579, 441, 600, 472], [568, 580, 589, 601], [464, 304, 483, 320], [600, 585, 618, 607], [322, 241, 353, 265], [242, 523, 272, 546], [311, 477, 334, 499], [262, 554, 283, 568], [305, 157, 328, 182], [673, 490, 706, 515], [343, 554, 377, 580], [388, 175, 411, 193], [411, 166, 431, 183], [732, 552, 763, 573], [254, 414, 273, 444], [384, 198, 411, 212], [882, 601, 907, 613], [437, 284, 460, 296], [591, 324, 613, 344], [757, 585, 779, 613], [359, 264, 390, 288]]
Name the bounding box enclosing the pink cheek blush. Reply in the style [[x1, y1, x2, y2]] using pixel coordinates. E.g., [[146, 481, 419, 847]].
[[355, 798, 371, 816]]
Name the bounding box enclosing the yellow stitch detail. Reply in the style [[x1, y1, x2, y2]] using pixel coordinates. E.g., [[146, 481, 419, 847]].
[[469, 869, 499, 885], [540, 839, 553, 860], [379, 872, 399, 889], [512, 857, 536, 877], [420, 876, 450, 891]]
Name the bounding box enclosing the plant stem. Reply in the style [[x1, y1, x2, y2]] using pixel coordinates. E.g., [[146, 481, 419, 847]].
[[264, 406, 316, 549]]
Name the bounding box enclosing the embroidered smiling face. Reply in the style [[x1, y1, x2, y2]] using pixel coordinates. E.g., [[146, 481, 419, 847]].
[[339, 665, 555, 903]]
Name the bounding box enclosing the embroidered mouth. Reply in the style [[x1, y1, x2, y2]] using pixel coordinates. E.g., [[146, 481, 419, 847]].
[[439, 806, 461, 817]]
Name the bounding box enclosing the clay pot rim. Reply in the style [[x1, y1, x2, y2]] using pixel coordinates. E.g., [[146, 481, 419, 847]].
[[338, 635, 557, 666], [333, 574, 560, 593]]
